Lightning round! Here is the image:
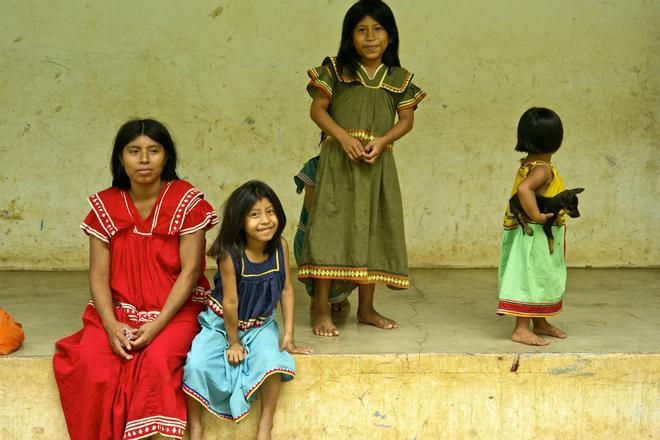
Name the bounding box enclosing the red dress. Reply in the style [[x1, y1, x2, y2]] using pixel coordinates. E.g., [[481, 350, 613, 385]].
[[53, 180, 218, 440]]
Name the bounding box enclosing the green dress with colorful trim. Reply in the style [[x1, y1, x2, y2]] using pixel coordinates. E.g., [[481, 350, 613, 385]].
[[497, 160, 567, 317], [298, 56, 426, 289]]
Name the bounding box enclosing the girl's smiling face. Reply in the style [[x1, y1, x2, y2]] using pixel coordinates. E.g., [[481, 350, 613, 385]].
[[120, 135, 166, 187], [243, 198, 279, 244], [352, 15, 390, 65]]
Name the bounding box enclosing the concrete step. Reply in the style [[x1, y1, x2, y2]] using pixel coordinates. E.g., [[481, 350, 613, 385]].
[[1, 352, 658, 439]]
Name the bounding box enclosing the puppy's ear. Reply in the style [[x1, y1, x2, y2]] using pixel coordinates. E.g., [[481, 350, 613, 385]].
[[571, 188, 585, 194]]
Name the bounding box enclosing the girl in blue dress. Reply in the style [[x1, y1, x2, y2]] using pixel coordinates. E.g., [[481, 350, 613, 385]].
[[183, 180, 311, 440]]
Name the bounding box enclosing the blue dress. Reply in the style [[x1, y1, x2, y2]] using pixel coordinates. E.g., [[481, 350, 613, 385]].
[[182, 241, 295, 422]]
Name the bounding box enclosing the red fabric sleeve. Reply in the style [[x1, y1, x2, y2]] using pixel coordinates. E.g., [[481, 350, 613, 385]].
[[180, 199, 219, 235], [80, 210, 110, 243]]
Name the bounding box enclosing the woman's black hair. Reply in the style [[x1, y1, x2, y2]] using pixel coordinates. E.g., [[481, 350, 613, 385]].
[[515, 108, 564, 154], [336, 0, 401, 77], [207, 180, 287, 260], [111, 119, 180, 189]]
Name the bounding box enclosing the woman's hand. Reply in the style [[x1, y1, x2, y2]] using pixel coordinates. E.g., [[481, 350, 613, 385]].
[[339, 133, 365, 162], [226, 342, 246, 365], [131, 320, 164, 350], [280, 335, 312, 355], [363, 138, 387, 165], [104, 320, 137, 360]]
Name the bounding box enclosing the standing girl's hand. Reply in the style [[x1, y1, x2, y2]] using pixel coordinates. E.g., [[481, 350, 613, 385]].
[[131, 319, 164, 350], [363, 138, 387, 165], [339, 133, 366, 162], [226, 342, 246, 365], [104, 320, 137, 360], [280, 335, 313, 355]]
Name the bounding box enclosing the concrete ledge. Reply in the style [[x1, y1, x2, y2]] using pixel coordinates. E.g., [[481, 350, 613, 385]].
[[1, 353, 658, 439]]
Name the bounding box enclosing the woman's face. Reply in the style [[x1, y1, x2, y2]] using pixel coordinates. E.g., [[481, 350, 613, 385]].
[[120, 135, 166, 187]]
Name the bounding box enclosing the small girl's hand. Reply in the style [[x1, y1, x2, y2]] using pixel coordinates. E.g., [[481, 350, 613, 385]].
[[280, 335, 313, 355], [339, 134, 365, 162], [363, 138, 387, 165], [226, 342, 246, 365]]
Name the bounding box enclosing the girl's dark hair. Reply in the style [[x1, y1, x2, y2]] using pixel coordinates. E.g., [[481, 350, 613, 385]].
[[337, 0, 400, 77], [111, 119, 180, 189], [207, 180, 287, 260], [515, 108, 564, 154]]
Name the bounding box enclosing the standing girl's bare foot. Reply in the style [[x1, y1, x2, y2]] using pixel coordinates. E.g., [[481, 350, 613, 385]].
[[356, 284, 397, 329], [313, 313, 339, 336], [312, 279, 339, 336], [512, 327, 549, 346], [357, 308, 398, 329], [533, 318, 567, 338]]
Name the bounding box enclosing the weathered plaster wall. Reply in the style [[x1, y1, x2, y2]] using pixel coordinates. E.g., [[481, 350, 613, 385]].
[[0, 1, 658, 269], [1, 354, 659, 439]]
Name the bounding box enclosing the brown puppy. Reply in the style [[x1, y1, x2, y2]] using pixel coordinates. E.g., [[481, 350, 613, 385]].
[[509, 188, 584, 253]]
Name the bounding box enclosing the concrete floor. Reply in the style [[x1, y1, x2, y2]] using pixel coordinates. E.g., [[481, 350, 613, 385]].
[[1, 268, 659, 357]]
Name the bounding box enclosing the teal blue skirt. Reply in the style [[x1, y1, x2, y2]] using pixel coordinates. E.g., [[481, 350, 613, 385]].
[[182, 309, 295, 422]]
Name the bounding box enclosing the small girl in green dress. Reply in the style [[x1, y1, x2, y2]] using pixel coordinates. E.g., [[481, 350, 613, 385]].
[[497, 107, 571, 346], [298, 0, 425, 337]]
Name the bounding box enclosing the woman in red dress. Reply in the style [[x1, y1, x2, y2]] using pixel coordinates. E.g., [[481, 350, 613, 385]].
[[53, 119, 218, 440]]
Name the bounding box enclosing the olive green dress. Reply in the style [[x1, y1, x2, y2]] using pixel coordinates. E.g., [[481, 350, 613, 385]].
[[298, 57, 426, 290]]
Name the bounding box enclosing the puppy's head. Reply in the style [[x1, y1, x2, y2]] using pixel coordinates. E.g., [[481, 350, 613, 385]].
[[561, 188, 584, 218]]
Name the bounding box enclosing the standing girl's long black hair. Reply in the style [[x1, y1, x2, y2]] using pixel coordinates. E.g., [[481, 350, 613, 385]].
[[207, 180, 287, 260], [336, 0, 401, 77], [111, 119, 180, 189]]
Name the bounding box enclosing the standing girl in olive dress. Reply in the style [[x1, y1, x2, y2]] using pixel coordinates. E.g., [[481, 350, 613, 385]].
[[298, 0, 426, 336]]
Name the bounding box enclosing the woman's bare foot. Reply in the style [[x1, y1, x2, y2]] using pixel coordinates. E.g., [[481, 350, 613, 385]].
[[512, 327, 549, 346], [533, 319, 567, 338], [331, 298, 350, 312], [357, 308, 398, 330]]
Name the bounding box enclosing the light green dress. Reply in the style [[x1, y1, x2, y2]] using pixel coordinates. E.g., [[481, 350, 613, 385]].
[[497, 160, 567, 316], [298, 57, 426, 290]]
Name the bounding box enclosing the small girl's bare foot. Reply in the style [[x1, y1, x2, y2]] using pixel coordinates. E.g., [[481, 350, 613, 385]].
[[357, 309, 398, 330], [533, 321, 567, 339], [256, 421, 273, 440], [313, 315, 339, 337], [331, 298, 350, 312], [512, 328, 549, 346]]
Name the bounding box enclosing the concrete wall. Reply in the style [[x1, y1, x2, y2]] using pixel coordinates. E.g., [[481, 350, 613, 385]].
[[1, 0, 658, 270]]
